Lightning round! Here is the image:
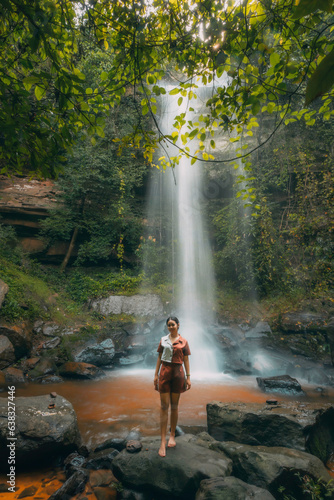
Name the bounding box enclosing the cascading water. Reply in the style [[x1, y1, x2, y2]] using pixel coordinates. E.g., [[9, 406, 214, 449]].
[[144, 84, 220, 376]]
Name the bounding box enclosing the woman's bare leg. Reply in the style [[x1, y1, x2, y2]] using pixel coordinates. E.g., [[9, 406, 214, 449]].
[[159, 392, 170, 457], [168, 392, 180, 447]]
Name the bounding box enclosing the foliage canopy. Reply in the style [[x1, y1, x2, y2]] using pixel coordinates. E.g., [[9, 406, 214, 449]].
[[1, 0, 334, 176]]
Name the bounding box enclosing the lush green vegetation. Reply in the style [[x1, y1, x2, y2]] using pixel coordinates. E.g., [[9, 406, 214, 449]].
[[1, 0, 334, 177]]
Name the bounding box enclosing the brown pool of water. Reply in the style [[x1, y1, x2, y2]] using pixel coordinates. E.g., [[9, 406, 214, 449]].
[[1, 370, 333, 448]]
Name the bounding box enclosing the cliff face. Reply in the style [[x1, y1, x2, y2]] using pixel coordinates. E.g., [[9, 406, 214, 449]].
[[0, 175, 71, 262]]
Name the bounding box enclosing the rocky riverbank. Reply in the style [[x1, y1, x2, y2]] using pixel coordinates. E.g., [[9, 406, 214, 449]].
[[0, 395, 333, 499], [1, 295, 334, 388]]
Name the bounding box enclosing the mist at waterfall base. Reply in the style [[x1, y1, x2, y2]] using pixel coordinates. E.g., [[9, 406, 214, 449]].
[[143, 84, 220, 376]]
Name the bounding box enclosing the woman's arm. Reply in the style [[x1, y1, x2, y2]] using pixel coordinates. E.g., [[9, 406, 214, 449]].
[[154, 352, 162, 389], [183, 356, 191, 390]]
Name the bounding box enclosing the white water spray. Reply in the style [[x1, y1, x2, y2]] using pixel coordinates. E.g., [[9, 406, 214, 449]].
[[144, 84, 220, 376]]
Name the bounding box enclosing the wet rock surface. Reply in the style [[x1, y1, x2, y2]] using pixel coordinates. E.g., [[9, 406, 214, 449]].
[[0, 394, 81, 469], [207, 400, 334, 462], [195, 476, 275, 500], [3, 366, 26, 384], [256, 374, 304, 395], [59, 361, 105, 379], [112, 436, 233, 499], [218, 441, 331, 499]]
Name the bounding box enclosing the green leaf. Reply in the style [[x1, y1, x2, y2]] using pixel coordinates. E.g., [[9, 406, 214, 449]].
[[169, 88, 180, 95], [270, 52, 280, 67], [305, 48, 334, 104], [178, 97, 183, 106], [34, 85, 45, 100], [292, 0, 332, 19], [96, 126, 105, 138]]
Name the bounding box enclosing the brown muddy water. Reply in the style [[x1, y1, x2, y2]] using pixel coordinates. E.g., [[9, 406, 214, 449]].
[[0, 370, 333, 498]]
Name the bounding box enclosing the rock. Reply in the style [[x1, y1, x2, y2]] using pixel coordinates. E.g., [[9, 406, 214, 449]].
[[42, 323, 63, 337], [281, 312, 327, 333], [94, 438, 126, 453], [17, 485, 38, 498], [126, 440, 142, 453], [207, 401, 334, 462], [0, 394, 81, 469], [4, 366, 25, 384], [28, 357, 57, 380], [85, 448, 119, 470], [89, 469, 119, 487], [0, 279, 8, 309], [0, 325, 31, 359], [119, 489, 149, 500], [0, 371, 5, 387], [48, 469, 88, 500], [90, 294, 164, 317], [40, 336, 61, 350], [219, 441, 331, 498], [119, 354, 144, 366], [195, 476, 275, 500], [256, 374, 304, 395], [245, 321, 272, 339], [40, 375, 64, 384], [59, 361, 105, 379], [64, 451, 87, 478], [0, 335, 16, 369], [112, 436, 232, 499], [74, 338, 115, 366], [93, 485, 118, 500], [21, 357, 40, 372]]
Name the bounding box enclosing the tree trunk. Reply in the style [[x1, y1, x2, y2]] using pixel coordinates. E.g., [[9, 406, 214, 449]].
[[60, 227, 79, 272]]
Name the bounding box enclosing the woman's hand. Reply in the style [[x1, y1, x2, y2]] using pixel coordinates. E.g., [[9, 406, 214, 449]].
[[186, 377, 191, 390], [154, 375, 158, 391]]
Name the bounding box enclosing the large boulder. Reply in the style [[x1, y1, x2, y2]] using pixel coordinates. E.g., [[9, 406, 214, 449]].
[[0, 394, 81, 469], [59, 361, 105, 379], [195, 476, 275, 500], [0, 279, 8, 309], [0, 325, 31, 359], [112, 436, 232, 499], [256, 375, 304, 396], [90, 294, 164, 317], [74, 338, 115, 366], [218, 441, 331, 499], [207, 401, 334, 462], [3, 366, 25, 384], [28, 357, 57, 381], [0, 335, 15, 369]]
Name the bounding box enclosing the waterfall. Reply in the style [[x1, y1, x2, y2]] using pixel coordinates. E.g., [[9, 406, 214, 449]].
[[144, 83, 220, 377]]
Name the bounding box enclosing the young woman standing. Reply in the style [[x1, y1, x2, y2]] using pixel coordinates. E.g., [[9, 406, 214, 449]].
[[154, 316, 191, 457]]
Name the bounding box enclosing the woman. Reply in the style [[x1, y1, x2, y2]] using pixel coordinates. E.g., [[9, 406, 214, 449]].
[[154, 316, 191, 457]]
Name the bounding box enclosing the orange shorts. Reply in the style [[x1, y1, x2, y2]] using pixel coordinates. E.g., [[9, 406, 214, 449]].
[[158, 362, 186, 394]]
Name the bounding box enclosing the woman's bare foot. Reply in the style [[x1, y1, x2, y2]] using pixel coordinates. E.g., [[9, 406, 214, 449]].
[[158, 443, 166, 457], [168, 435, 176, 448]]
